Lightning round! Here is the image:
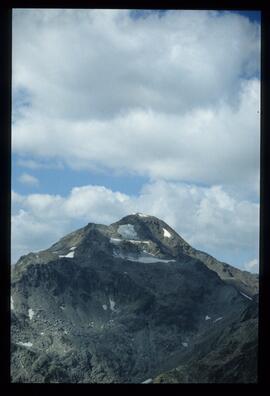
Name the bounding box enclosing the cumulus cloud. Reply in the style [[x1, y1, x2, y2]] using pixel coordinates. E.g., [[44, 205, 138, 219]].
[[11, 182, 259, 269], [12, 9, 260, 195], [12, 79, 260, 196], [12, 10, 260, 118], [244, 258, 259, 273], [18, 172, 39, 187]]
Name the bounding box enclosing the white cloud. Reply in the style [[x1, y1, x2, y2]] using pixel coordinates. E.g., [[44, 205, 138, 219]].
[[12, 10, 260, 196], [11, 182, 259, 270], [12, 79, 260, 195], [244, 258, 259, 273], [12, 10, 260, 119], [18, 172, 39, 187], [11, 208, 70, 262], [17, 158, 64, 170]]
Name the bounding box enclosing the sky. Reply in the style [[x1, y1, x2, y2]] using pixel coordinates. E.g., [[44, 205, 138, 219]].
[[11, 9, 261, 273]]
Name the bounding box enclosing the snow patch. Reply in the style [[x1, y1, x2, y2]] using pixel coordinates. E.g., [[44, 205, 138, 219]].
[[11, 296, 14, 310], [132, 256, 175, 263], [69, 246, 76, 251], [118, 224, 138, 240], [40, 332, 44, 336], [141, 378, 152, 384], [64, 251, 74, 258], [28, 308, 34, 320], [214, 317, 223, 323], [138, 213, 149, 218], [129, 240, 150, 245], [110, 238, 122, 245], [240, 292, 253, 301], [102, 304, 108, 311], [163, 228, 172, 238], [182, 342, 188, 347], [59, 251, 74, 258], [17, 341, 33, 348], [113, 251, 175, 264], [109, 298, 116, 312], [205, 315, 211, 320], [110, 237, 150, 246]]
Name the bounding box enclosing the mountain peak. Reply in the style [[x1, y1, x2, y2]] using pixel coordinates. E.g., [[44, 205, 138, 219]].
[[112, 212, 153, 223], [111, 213, 189, 245], [132, 212, 152, 218], [13, 213, 258, 298]]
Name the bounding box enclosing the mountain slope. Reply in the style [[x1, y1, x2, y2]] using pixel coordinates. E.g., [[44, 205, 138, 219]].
[[153, 294, 258, 383], [11, 213, 258, 383]]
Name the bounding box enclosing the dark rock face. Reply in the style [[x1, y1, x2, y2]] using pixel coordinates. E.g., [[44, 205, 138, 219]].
[[11, 213, 258, 383]]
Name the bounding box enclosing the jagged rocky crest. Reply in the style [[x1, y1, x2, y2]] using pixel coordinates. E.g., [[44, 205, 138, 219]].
[[11, 213, 258, 383]]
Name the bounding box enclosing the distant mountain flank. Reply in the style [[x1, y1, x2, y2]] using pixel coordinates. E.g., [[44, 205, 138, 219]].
[[11, 213, 258, 383]]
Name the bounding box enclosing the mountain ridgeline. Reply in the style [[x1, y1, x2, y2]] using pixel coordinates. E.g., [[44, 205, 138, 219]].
[[11, 213, 258, 383]]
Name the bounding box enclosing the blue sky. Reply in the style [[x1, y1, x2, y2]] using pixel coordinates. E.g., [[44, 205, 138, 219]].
[[232, 10, 261, 22], [130, 10, 261, 23], [12, 153, 148, 196], [12, 9, 260, 272]]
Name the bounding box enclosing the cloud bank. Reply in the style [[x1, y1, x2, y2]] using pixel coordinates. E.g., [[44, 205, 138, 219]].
[[12, 9, 260, 194]]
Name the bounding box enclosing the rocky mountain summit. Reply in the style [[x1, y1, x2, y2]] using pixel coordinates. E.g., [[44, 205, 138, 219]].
[[11, 213, 258, 383]]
